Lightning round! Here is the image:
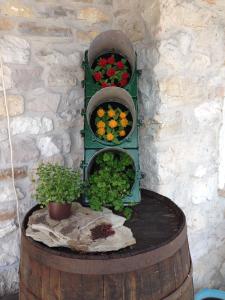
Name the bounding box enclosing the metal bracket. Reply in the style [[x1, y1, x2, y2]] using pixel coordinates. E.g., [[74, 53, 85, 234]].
[[141, 172, 146, 179], [81, 108, 86, 116], [137, 69, 142, 77], [137, 117, 144, 127], [80, 160, 88, 169], [80, 129, 85, 137]]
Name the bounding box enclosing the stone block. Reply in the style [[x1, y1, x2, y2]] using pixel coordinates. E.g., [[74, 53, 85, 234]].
[[1, 137, 40, 164], [72, 0, 93, 2], [0, 95, 24, 117], [76, 30, 100, 44], [0, 128, 8, 142], [37, 136, 60, 157], [10, 117, 53, 135], [114, 14, 145, 42], [194, 101, 222, 125], [37, 132, 71, 157], [0, 183, 24, 203], [27, 88, 60, 113], [38, 5, 77, 18], [0, 220, 17, 239], [0, 0, 34, 17], [0, 167, 27, 181], [160, 2, 215, 30], [0, 65, 13, 91], [18, 22, 72, 37], [0, 262, 19, 297], [47, 66, 77, 87], [12, 66, 43, 90], [53, 132, 71, 154], [0, 18, 15, 31], [36, 49, 81, 66], [0, 35, 30, 64], [77, 7, 110, 23], [0, 211, 16, 222], [158, 76, 204, 100], [39, 154, 65, 166]]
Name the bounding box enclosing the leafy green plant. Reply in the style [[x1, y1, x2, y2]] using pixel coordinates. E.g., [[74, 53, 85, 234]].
[[87, 151, 135, 219], [35, 163, 82, 207]]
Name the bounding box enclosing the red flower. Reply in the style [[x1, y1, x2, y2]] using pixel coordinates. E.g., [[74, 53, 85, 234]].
[[117, 61, 124, 69], [98, 58, 107, 67], [93, 72, 102, 82], [122, 72, 129, 80], [106, 68, 116, 77], [119, 79, 128, 87], [101, 82, 109, 88], [111, 83, 116, 87], [107, 56, 115, 65]]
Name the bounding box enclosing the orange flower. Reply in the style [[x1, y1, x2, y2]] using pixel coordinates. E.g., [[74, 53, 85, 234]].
[[108, 109, 116, 118], [120, 112, 127, 119], [119, 130, 126, 137], [108, 119, 118, 128], [97, 108, 105, 118], [97, 127, 105, 136], [96, 120, 105, 128], [106, 133, 114, 141], [120, 118, 129, 128]]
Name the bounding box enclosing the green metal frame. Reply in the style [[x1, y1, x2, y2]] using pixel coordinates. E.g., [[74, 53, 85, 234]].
[[82, 45, 141, 206]]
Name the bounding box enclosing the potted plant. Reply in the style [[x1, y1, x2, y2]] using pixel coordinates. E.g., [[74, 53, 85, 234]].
[[92, 54, 131, 88], [87, 151, 135, 219], [35, 163, 82, 220]]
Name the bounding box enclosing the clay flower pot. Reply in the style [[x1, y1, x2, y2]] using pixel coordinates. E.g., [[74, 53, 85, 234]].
[[48, 203, 72, 221]]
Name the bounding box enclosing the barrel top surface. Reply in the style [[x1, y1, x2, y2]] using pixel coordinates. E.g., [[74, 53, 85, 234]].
[[22, 189, 186, 261]]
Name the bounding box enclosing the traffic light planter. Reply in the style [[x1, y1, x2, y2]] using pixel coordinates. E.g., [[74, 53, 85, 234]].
[[81, 30, 141, 207], [83, 87, 139, 149], [82, 30, 139, 98]]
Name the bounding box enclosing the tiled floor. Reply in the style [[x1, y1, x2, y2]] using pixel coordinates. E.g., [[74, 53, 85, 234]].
[[0, 295, 18, 300]]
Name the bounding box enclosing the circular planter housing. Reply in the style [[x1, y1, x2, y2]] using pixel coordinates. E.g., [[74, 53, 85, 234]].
[[86, 147, 136, 196], [88, 30, 136, 75], [86, 87, 136, 145]]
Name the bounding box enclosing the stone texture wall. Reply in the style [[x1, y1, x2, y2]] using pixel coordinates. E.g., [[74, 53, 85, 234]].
[[0, 0, 225, 296], [153, 0, 225, 290]]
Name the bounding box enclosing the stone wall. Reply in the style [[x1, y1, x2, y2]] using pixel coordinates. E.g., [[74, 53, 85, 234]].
[[154, 0, 225, 290], [0, 0, 225, 296]]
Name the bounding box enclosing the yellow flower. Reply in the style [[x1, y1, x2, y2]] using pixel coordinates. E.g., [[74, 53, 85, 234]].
[[120, 118, 129, 128], [108, 119, 118, 128], [120, 112, 127, 119], [97, 108, 105, 118], [96, 120, 106, 128], [108, 109, 116, 118], [106, 133, 114, 141], [97, 127, 105, 136], [119, 130, 126, 137]]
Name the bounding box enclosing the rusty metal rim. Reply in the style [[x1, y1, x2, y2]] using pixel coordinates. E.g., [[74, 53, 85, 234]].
[[163, 263, 193, 300], [21, 223, 187, 275]]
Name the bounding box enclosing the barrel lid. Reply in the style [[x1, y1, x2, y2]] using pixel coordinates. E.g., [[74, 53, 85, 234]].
[[22, 189, 187, 274]]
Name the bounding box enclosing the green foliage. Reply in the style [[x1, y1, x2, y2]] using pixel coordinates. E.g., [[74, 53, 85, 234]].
[[35, 163, 82, 207], [87, 151, 135, 219]]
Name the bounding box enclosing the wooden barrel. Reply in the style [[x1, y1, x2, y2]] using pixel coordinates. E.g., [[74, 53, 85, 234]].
[[19, 189, 194, 300]]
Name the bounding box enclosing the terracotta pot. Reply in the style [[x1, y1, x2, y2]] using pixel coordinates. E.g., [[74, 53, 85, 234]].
[[48, 203, 72, 221]]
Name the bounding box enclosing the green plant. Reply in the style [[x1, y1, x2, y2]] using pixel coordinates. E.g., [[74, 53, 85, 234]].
[[92, 54, 131, 88], [87, 151, 135, 219], [95, 104, 132, 143], [35, 163, 82, 207]]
